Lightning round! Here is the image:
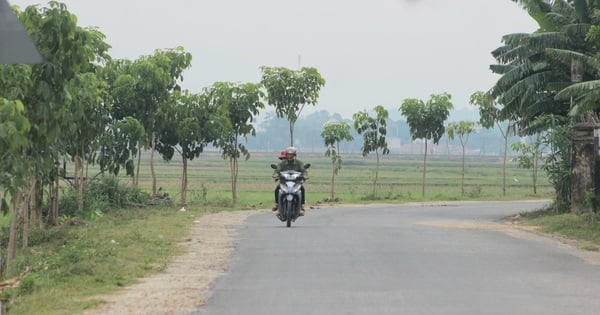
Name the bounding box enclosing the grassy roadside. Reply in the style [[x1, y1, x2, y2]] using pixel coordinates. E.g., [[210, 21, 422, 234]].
[[1, 204, 219, 315], [518, 207, 600, 251], [4, 203, 599, 314]]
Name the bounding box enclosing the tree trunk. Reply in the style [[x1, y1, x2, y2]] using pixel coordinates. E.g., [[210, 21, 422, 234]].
[[151, 132, 157, 196], [330, 143, 340, 200], [230, 157, 238, 205], [6, 193, 21, 275], [50, 163, 59, 226], [502, 133, 508, 197], [180, 155, 187, 207], [569, 58, 597, 212], [76, 153, 84, 212], [289, 121, 295, 147], [422, 140, 428, 198], [461, 144, 466, 196], [135, 141, 141, 187], [330, 165, 335, 200], [22, 187, 29, 252], [570, 123, 596, 213], [533, 141, 539, 195], [32, 178, 42, 228], [374, 150, 380, 198]]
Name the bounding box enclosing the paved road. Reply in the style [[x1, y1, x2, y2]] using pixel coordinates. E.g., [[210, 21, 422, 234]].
[[195, 201, 600, 315]]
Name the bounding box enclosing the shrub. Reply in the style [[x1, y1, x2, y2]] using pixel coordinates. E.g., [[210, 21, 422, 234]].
[[58, 176, 149, 219]]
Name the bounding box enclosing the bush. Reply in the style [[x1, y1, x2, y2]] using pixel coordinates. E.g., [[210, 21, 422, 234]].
[[58, 176, 149, 219], [585, 190, 600, 213], [17, 275, 37, 296], [86, 176, 148, 208], [467, 186, 482, 198]]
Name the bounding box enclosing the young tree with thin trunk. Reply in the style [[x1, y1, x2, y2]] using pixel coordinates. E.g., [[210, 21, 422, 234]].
[[511, 134, 543, 195], [156, 90, 226, 208], [260, 66, 325, 146], [321, 121, 354, 201], [208, 82, 265, 205], [399, 93, 453, 198], [64, 73, 110, 212], [470, 91, 515, 197], [446, 121, 476, 196], [353, 106, 390, 199]]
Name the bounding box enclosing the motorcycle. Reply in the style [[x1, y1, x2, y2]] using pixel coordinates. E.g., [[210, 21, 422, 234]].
[[271, 163, 310, 227]]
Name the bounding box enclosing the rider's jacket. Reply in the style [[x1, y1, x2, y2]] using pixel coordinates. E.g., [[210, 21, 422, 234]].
[[274, 159, 307, 176]]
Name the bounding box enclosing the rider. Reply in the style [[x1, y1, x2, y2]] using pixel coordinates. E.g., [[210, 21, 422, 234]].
[[272, 146, 308, 216], [272, 149, 286, 205], [272, 149, 286, 212], [277, 149, 286, 161]]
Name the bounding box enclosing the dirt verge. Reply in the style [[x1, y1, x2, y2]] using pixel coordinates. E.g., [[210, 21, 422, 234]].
[[83, 209, 260, 315]]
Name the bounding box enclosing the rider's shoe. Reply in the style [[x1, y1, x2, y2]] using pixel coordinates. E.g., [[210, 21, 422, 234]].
[[299, 205, 305, 216], [272, 203, 278, 211]]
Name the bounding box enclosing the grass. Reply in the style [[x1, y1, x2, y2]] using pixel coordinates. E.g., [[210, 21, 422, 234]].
[[519, 208, 600, 251], [2, 205, 223, 315], [135, 151, 553, 207], [0, 151, 577, 314]]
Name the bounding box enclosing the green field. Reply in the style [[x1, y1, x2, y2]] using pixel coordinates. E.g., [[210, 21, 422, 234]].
[[127, 150, 553, 208]]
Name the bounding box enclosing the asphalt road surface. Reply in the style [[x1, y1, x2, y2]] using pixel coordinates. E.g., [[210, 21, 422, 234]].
[[195, 201, 600, 315]]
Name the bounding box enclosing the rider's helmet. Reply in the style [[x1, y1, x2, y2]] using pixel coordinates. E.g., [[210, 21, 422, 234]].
[[278, 150, 286, 160], [285, 146, 297, 161], [285, 146, 297, 155]]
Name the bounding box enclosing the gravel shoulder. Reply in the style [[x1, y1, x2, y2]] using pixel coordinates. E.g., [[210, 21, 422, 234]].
[[83, 209, 261, 315]]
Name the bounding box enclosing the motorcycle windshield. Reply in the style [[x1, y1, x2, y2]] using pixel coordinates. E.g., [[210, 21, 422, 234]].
[[281, 171, 302, 181]]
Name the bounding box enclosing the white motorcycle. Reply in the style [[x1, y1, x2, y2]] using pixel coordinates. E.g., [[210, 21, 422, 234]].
[[271, 163, 310, 227]]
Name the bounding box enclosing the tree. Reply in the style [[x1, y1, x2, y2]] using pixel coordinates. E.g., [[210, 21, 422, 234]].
[[260, 66, 326, 146], [104, 48, 192, 195], [399, 93, 453, 198], [0, 66, 32, 210], [99, 60, 143, 184], [512, 134, 543, 195], [3, 2, 110, 275], [156, 90, 226, 207], [446, 121, 476, 196], [493, 0, 600, 211], [470, 91, 516, 196], [0, 98, 30, 279], [535, 115, 572, 212], [353, 105, 390, 198], [97, 116, 145, 181], [63, 72, 110, 212], [321, 121, 354, 201], [208, 82, 265, 205], [0, 100, 31, 206]]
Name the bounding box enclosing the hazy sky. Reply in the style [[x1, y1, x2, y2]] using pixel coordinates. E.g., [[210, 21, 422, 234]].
[[10, 0, 538, 120]]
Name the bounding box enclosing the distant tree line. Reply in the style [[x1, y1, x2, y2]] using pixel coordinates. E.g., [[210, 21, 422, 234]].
[[245, 109, 522, 156]]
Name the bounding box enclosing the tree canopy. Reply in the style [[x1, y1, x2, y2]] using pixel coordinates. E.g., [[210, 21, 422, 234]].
[[260, 66, 326, 146]]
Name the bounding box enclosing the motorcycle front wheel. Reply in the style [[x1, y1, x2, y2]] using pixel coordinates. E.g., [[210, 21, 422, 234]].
[[285, 201, 292, 227]]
